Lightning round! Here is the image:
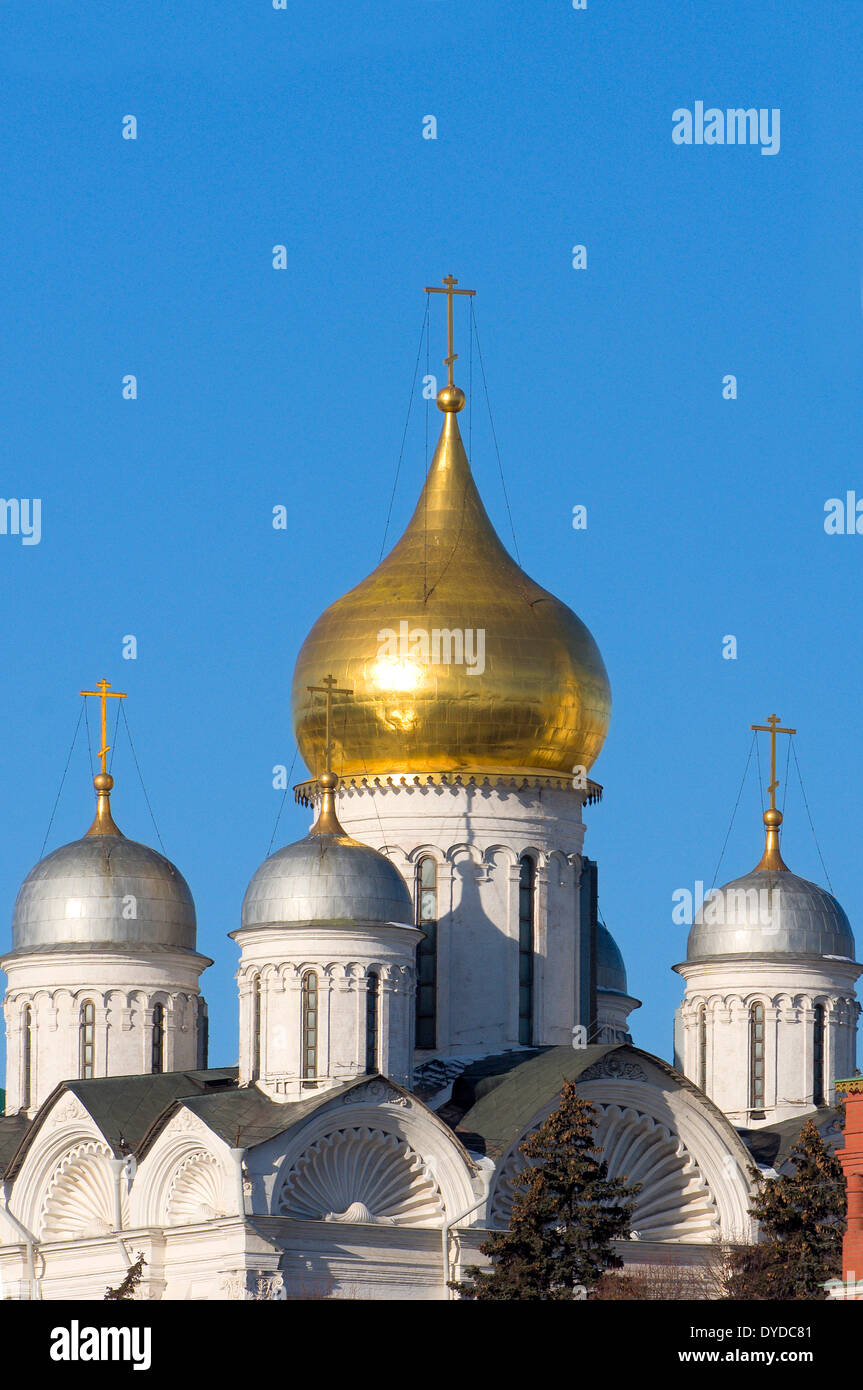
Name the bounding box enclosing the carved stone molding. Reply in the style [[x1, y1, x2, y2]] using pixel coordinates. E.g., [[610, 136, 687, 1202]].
[[51, 1095, 87, 1127], [343, 1079, 409, 1108], [277, 1126, 443, 1228], [579, 1056, 647, 1083]]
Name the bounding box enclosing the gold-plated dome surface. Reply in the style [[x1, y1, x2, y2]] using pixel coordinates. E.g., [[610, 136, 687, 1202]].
[[292, 405, 611, 780]]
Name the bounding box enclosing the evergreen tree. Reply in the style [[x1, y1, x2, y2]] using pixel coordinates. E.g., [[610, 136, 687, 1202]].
[[726, 1118, 845, 1300], [105, 1252, 146, 1301], [452, 1082, 640, 1300]]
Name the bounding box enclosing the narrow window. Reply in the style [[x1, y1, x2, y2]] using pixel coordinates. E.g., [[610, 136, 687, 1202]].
[[366, 971, 380, 1074], [813, 1003, 825, 1107], [22, 1005, 32, 1109], [251, 975, 262, 1081], [301, 972, 318, 1088], [698, 1004, 707, 1092], [518, 856, 535, 1046], [80, 1001, 95, 1080], [151, 1002, 165, 1074], [749, 1002, 765, 1114], [198, 999, 209, 1070], [415, 857, 437, 1049]]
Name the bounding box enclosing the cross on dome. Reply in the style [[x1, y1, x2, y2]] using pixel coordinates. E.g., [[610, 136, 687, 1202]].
[[424, 274, 476, 390], [80, 678, 126, 776]]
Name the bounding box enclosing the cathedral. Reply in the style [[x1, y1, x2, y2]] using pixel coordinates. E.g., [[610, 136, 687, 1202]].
[[0, 281, 857, 1300]]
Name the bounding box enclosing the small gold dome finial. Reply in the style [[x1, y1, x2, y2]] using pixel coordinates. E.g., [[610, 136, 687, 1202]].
[[310, 767, 344, 836], [756, 806, 788, 871], [86, 772, 122, 838], [437, 384, 465, 413]]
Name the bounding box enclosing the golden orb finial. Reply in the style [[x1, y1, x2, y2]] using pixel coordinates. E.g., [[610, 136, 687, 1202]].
[[436, 384, 465, 413], [309, 768, 345, 836], [86, 771, 122, 838], [755, 806, 788, 871]]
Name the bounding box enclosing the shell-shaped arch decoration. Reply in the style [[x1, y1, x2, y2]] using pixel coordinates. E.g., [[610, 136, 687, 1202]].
[[277, 1126, 444, 1228], [40, 1140, 127, 1241], [165, 1149, 227, 1225], [491, 1104, 719, 1243]]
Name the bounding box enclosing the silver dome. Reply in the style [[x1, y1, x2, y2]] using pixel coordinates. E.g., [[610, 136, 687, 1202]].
[[11, 834, 197, 954], [686, 868, 855, 962], [596, 923, 628, 994], [241, 830, 413, 930]]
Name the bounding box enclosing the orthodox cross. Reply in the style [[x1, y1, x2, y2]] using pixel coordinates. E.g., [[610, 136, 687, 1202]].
[[424, 274, 476, 387], [750, 713, 796, 812], [80, 678, 127, 775], [307, 674, 352, 776]]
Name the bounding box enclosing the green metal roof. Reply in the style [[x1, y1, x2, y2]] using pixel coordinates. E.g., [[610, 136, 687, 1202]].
[[0, 1114, 33, 1176], [137, 1075, 373, 1157], [440, 1044, 618, 1157], [737, 1107, 844, 1170], [3, 1067, 238, 1181]]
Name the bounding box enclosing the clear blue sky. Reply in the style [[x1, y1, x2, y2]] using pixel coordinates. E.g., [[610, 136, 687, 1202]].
[[2, 1, 862, 1070]]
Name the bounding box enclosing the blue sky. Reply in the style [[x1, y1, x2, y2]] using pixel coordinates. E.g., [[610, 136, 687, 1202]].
[[2, 0, 862, 1069]]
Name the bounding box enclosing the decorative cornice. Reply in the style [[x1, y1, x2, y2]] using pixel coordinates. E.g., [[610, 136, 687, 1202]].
[[294, 771, 603, 807], [835, 1077, 863, 1094]]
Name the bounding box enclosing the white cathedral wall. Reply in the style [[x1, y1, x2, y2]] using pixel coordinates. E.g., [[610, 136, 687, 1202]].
[[677, 957, 861, 1127], [235, 923, 420, 1095], [328, 779, 589, 1055], [3, 949, 208, 1114], [0, 1079, 484, 1300]]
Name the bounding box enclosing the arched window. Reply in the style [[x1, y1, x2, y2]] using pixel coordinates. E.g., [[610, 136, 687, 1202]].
[[301, 972, 318, 1089], [22, 1005, 32, 1110], [80, 1002, 95, 1080], [366, 971, 380, 1074], [697, 1004, 707, 1092], [151, 1002, 165, 1074], [813, 1003, 826, 1107], [749, 1002, 765, 1114], [415, 857, 437, 1049], [250, 975, 262, 1081], [518, 856, 535, 1046]]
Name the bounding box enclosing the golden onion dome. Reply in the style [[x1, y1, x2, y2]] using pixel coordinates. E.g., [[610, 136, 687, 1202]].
[[291, 385, 611, 782]]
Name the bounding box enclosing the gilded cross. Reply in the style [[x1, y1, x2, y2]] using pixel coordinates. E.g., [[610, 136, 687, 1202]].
[[307, 674, 352, 776], [424, 274, 476, 386], [80, 678, 127, 775], [750, 713, 796, 812]]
